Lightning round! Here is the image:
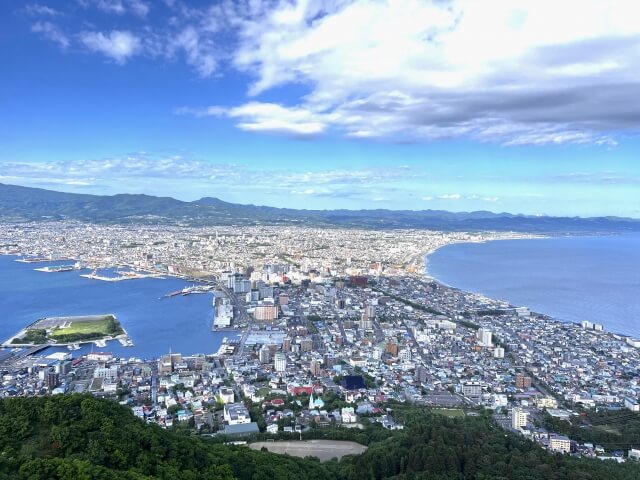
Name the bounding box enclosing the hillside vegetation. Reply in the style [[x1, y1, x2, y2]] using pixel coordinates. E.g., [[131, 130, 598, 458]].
[[1, 395, 639, 479]]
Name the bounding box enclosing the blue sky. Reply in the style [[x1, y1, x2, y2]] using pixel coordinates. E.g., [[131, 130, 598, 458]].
[[1, 0, 639, 217]]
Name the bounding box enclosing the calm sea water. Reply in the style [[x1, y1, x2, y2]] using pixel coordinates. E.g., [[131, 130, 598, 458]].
[[0, 256, 230, 359], [427, 234, 640, 337]]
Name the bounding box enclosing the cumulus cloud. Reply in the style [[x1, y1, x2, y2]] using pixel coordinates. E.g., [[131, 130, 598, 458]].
[[217, 0, 640, 145], [79, 30, 141, 63], [205, 102, 328, 136], [25, 0, 640, 145]]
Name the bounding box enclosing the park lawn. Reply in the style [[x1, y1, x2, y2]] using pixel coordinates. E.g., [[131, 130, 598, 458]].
[[49, 319, 113, 338], [432, 408, 465, 418]]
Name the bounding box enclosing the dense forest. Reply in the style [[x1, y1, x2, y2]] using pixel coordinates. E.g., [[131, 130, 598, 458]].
[[1, 395, 639, 479]]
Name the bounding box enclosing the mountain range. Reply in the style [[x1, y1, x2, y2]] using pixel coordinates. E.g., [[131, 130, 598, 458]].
[[1, 182, 639, 232]]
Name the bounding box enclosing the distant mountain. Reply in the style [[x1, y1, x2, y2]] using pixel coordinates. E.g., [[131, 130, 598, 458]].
[[1, 182, 639, 232]]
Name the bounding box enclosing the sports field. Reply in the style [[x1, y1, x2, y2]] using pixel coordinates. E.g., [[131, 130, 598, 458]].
[[248, 440, 367, 462]]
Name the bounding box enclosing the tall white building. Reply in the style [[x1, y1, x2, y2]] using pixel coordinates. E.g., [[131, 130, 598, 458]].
[[511, 407, 529, 429], [273, 352, 287, 372], [477, 328, 493, 347]]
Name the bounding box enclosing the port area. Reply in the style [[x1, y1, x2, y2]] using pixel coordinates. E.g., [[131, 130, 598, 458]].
[[80, 270, 165, 282], [160, 285, 214, 299], [34, 261, 84, 273], [15, 257, 74, 263], [1, 314, 133, 349]]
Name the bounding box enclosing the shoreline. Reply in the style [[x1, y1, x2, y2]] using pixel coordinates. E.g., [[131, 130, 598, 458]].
[[421, 233, 639, 340]]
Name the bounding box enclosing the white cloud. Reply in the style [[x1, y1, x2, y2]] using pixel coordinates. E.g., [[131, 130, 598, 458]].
[[31, 21, 69, 48], [26, 0, 640, 145], [25, 4, 61, 16], [207, 102, 328, 136], [79, 0, 150, 17], [0, 156, 418, 191], [79, 30, 141, 63], [221, 0, 640, 145], [437, 194, 462, 200], [168, 27, 217, 77]]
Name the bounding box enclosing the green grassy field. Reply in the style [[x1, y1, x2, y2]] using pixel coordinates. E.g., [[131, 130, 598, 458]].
[[432, 408, 465, 418], [50, 319, 112, 338]]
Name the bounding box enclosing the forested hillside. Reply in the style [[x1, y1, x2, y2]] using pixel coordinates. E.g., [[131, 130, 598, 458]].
[[1, 395, 639, 479]]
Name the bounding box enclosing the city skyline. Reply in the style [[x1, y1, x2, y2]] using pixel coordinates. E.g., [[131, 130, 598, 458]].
[[2, 1, 640, 216]]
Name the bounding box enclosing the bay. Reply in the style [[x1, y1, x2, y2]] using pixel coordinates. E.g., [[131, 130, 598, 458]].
[[426, 234, 640, 337], [0, 255, 231, 359]]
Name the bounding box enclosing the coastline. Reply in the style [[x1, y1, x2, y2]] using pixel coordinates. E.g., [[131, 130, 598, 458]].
[[422, 233, 639, 340], [421, 233, 548, 283]]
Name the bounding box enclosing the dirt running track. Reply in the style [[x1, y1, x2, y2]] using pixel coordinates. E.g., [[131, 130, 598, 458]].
[[248, 439, 367, 462]]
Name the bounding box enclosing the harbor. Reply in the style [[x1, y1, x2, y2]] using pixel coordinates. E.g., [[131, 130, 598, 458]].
[[0, 255, 228, 359]]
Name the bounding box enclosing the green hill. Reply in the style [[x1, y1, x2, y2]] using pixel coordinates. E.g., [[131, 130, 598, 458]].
[[1, 395, 639, 480]]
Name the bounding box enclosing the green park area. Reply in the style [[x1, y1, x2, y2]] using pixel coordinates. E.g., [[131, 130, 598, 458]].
[[432, 408, 466, 418], [11, 315, 124, 345]]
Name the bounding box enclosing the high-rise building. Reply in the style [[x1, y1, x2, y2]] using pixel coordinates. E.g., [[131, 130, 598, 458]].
[[259, 345, 271, 364], [515, 373, 532, 389], [511, 407, 529, 429], [246, 290, 260, 302], [399, 349, 412, 362], [462, 382, 482, 397], [415, 365, 428, 383], [254, 304, 278, 321], [549, 435, 571, 453], [364, 304, 376, 319], [323, 354, 336, 368], [359, 314, 373, 330], [273, 353, 287, 372], [310, 360, 321, 376], [477, 328, 493, 347], [386, 342, 399, 356], [300, 338, 313, 352], [45, 370, 59, 388]]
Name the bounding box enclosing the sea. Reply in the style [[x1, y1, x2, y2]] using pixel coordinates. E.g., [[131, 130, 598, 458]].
[[0, 255, 231, 359], [426, 233, 640, 338]]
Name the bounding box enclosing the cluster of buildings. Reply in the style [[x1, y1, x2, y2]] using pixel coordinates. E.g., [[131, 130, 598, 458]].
[[1, 221, 639, 461]]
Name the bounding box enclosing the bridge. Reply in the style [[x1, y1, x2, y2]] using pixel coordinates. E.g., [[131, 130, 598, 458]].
[[0, 343, 51, 366]]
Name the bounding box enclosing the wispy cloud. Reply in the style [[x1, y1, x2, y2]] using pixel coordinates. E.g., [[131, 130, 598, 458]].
[[423, 193, 500, 203], [78, 0, 150, 18], [25, 0, 640, 145], [31, 21, 69, 48], [549, 171, 640, 185], [167, 27, 217, 76], [25, 4, 61, 16], [0, 155, 422, 200]]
